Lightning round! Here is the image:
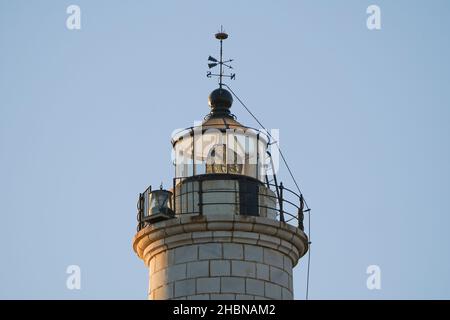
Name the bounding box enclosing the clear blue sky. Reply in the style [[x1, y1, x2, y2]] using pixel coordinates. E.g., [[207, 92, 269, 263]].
[[1, 0, 450, 299]]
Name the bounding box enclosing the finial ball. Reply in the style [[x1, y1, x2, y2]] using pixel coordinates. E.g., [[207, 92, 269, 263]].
[[208, 88, 233, 110], [215, 32, 228, 40]]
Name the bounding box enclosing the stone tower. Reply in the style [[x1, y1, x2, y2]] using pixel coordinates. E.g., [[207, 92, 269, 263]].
[[132, 30, 308, 300]]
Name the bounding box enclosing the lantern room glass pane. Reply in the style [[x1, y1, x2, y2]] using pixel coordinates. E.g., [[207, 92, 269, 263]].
[[173, 127, 268, 182], [174, 133, 194, 178]]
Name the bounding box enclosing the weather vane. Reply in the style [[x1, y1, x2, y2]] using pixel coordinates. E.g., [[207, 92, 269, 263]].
[[207, 26, 236, 88]]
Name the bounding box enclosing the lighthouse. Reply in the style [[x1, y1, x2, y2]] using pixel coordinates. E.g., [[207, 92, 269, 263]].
[[132, 29, 309, 300]]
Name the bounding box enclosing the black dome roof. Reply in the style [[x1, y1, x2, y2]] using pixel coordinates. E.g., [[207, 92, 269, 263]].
[[208, 88, 233, 117]]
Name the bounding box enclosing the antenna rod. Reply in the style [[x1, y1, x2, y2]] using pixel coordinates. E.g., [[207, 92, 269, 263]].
[[209, 26, 233, 87], [219, 37, 223, 88]]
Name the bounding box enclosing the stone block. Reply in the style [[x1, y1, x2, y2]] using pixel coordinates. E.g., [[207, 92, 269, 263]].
[[183, 222, 205, 233], [149, 257, 155, 274], [265, 282, 282, 300], [210, 293, 235, 300], [174, 278, 196, 297], [154, 283, 173, 299], [246, 278, 265, 296], [258, 234, 281, 250], [236, 294, 255, 300], [288, 274, 293, 291], [187, 294, 210, 300], [231, 260, 256, 277], [282, 287, 293, 300], [155, 251, 167, 272], [269, 266, 289, 288], [223, 243, 243, 259], [221, 277, 245, 294], [151, 268, 167, 289], [244, 245, 263, 263], [276, 228, 294, 242], [192, 231, 213, 240], [213, 231, 232, 240], [198, 243, 222, 260], [252, 223, 277, 235], [283, 255, 292, 273], [205, 213, 235, 222], [207, 222, 234, 231], [210, 260, 230, 276], [166, 232, 192, 246], [233, 222, 253, 232], [187, 261, 209, 278], [174, 245, 198, 264], [263, 248, 284, 269], [196, 277, 221, 294], [166, 263, 187, 283], [256, 263, 269, 281], [164, 224, 184, 236], [233, 231, 259, 240], [167, 249, 175, 265]]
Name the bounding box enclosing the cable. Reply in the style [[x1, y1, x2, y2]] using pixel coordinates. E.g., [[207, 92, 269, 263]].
[[306, 208, 311, 300], [223, 85, 310, 206], [223, 83, 312, 300]]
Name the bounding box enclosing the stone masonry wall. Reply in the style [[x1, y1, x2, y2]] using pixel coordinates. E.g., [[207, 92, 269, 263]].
[[133, 214, 308, 300], [149, 242, 293, 300]]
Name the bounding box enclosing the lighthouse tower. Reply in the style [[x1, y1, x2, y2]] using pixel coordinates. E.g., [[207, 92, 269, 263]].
[[132, 29, 309, 300]]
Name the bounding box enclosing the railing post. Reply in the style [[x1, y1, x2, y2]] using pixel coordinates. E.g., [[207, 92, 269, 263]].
[[173, 178, 176, 215], [299, 194, 305, 231], [256, 133, 260, 180], [137, 193, 144, 231], [191, 128, 195, 176], [279, 182, 285, 222], [198, 179, 203, 215]]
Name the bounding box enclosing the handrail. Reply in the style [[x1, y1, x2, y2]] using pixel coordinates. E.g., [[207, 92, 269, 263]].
[[172, 176, 304, 230], [137, 176, 305, 231]]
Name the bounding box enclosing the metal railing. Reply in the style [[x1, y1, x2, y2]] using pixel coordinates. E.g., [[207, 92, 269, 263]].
[[137, 175, 306, 231], [136, 186, 150, 232], [172, 175, 305, 230]]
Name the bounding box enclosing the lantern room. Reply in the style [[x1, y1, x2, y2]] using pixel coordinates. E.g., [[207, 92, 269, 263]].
[[172, 88, 269, 182], [169, 87, 278, 218]]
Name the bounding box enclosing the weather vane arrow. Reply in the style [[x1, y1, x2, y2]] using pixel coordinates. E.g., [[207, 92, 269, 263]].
[[207, 26, 236, 88]]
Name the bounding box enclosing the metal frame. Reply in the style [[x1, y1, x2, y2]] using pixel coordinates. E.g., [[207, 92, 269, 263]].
[[138, 178, 305, 232], [171, 125, 270, 148], [136, 186, 175, 231], [172, 174, 304, 229], [172, 126, 269, 184]]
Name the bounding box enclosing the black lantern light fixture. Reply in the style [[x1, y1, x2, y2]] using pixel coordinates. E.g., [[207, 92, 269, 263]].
[[138, 186, 174, 227]]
